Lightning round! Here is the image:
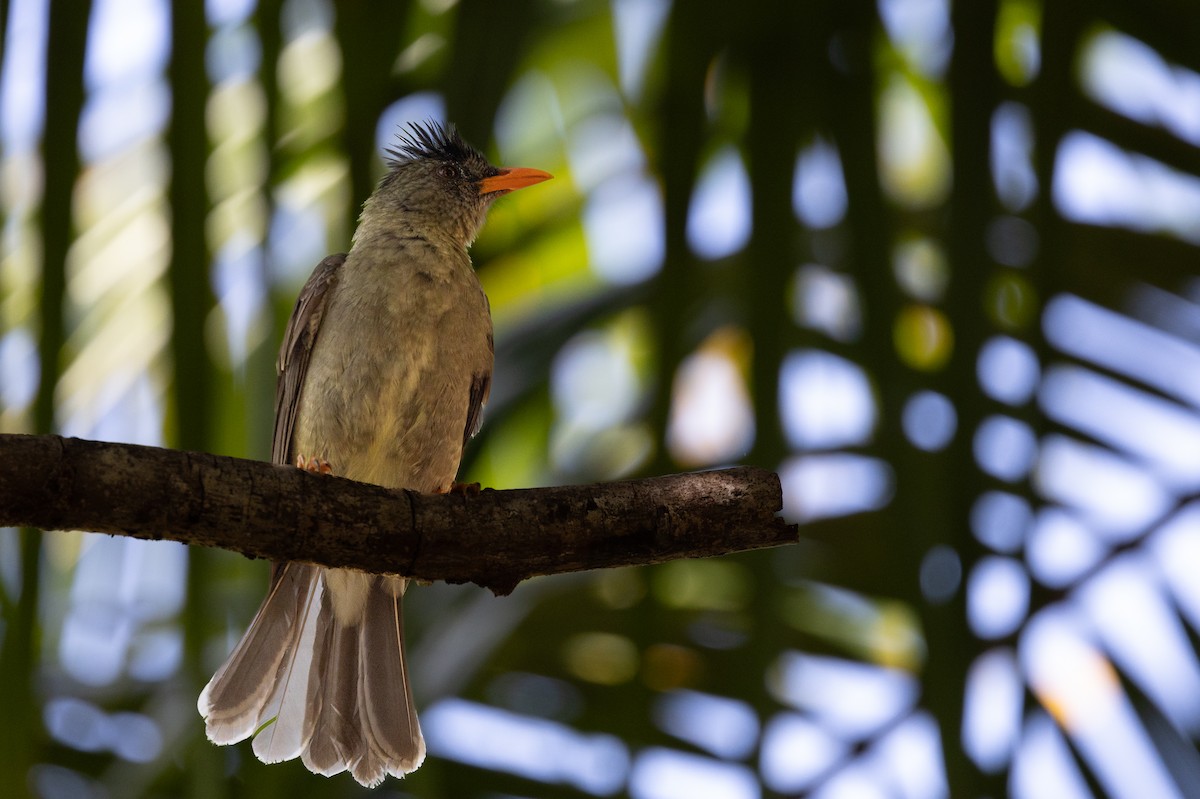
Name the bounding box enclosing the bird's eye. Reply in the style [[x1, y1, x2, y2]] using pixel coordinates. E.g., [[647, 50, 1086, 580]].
[[438, 164, 456, 179]]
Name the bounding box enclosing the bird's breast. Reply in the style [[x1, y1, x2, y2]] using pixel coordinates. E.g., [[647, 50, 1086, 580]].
[[293, 246, 492, 492]]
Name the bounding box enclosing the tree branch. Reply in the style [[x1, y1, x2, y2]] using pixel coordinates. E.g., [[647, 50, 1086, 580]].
[[0, 434, 796, 595]]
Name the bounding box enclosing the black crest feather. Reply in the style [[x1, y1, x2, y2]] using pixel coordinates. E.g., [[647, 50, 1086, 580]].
[[385, 120, 483, 167]]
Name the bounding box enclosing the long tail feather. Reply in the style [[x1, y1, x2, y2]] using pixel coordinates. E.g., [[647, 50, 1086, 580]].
[[201, 568, 425, 787], [360, 580, 425, 779], [252, 567, 324, 763], [301, 594, 365, 777], [199, 563, 319, 746]]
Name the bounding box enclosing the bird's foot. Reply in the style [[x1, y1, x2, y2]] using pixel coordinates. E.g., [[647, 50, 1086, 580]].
[[296, 454, 333, 475], [442, 482, 481, 496]]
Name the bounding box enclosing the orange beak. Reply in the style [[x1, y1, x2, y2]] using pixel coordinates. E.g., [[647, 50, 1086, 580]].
[[479, 166, 553, 196]]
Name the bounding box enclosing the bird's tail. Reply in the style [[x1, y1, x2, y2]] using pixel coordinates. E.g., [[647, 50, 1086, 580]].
[[198, 564, 425, 787]]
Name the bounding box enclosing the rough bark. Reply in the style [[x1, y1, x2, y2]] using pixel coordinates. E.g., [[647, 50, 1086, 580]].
[[0, 434, 797, 595]]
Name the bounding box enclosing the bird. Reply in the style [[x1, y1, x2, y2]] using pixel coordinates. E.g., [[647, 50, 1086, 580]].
[[197, 120, 552, 787]]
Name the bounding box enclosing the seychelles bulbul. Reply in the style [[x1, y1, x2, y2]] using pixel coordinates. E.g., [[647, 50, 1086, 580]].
[[198, 120, 552, 786]]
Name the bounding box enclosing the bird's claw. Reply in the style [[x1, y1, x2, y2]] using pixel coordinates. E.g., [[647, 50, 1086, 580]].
[[443, 482, 481, 496], [296, 454, 333, 475]]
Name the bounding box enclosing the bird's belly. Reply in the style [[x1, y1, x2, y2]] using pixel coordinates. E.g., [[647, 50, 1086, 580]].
[[294, 325, 472, 495], [348, 375, 464, 491]]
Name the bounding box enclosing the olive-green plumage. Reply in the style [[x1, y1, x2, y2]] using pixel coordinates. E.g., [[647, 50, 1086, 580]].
[[198, 121, 550, 787]]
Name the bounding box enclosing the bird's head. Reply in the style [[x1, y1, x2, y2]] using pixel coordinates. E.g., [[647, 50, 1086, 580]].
[[368, 120, 552, 248]]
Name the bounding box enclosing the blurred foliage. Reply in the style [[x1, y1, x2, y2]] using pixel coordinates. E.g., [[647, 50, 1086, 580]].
[[3, 0, 1200, 797]]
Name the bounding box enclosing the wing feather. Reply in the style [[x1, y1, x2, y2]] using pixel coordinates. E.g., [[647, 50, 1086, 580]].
[[463, 329, 493, 446], [268, 254, 344, 585], [272, 253, 346, 467]]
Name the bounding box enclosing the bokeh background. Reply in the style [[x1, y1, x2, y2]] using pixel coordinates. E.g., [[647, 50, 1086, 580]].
[[3, 0, 1200, 797]]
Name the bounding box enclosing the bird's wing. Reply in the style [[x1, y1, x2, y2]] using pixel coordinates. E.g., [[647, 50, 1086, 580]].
[[463, 328, 493, 447], [272, 254, 346, 467]]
